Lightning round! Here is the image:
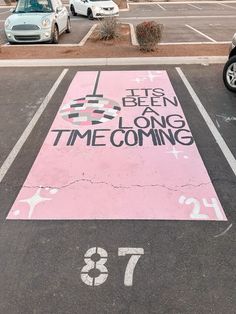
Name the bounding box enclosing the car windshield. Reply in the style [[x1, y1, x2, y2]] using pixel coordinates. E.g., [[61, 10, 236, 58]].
[[15, 0, 53, 13]]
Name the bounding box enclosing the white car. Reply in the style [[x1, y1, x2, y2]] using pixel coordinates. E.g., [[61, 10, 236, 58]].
[[70, 0, 119, 19], [5, 0, 71, 44]]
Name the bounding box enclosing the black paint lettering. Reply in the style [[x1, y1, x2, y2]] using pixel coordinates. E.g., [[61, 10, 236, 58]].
[[118, 117, 133, 129], [142, 107, 159, 116], [124, 130, 139, 146], [110, 129, 125, 147], [150, 97, 161, 106], [159, 129, 176, 145], [163, 96, 178, 107], [140, 88, 152, 97], [71, 129, 92, 146], [138, 97, 148, 106], [134, 116, 150, 129], [126, 89, 140, 96], [67, 130, 75, 146], [166, 114, 185, 129], [92, 129, 110, 146], [150, 116, 166, 128], [153, 88, 165, 97], [51, 129, 70, 146], [154, 129, 163, 145], [174, 129, 194, 145], [122, 96, 138, 107], [138, 129, 158, 146]]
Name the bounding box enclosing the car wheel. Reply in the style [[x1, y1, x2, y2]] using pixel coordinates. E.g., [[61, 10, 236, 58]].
[[223, 56, 236, 93], [66, 18, 71, 33], [51, 25, 59, 44], [87, 9, 94, 20], [70, 5, 77, 16]]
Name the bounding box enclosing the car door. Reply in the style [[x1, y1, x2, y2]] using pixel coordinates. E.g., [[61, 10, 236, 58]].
[[75, 0, 88, 16], [55, 0, 67, 32]]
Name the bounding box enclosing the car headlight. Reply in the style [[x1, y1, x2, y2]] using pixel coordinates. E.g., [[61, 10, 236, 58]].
[[91, 6, 100, 12], [5, 18, 11, 30], [232, 33, 236, 47], [41, 18, 51, 28]]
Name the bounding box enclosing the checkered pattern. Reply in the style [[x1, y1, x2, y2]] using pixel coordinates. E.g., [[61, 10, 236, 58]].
[[60, 95, 121, 126]]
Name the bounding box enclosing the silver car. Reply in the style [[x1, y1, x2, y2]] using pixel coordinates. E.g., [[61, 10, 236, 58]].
[[223, 33, 236, 92], [4, 0, 71, 44]]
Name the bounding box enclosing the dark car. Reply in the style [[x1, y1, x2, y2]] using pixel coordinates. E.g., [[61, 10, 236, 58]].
[[223, 33, 236, 92]]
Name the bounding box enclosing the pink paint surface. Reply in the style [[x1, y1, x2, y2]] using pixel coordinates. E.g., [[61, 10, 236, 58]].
[[7, 71, 227, 220]]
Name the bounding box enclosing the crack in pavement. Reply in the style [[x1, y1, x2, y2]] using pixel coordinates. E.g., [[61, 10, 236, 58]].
[[23, 179, 211, 192]]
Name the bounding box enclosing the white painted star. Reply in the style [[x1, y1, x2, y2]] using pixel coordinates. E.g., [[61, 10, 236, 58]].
[[133, 77, 146, 83], [146, 71, 160, 82], [167, 146, 183, 159], [20, 187, 51, 219]]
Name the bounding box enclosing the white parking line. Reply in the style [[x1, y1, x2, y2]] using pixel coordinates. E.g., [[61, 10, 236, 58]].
[[157, 4, 166, 11], [176, 67, 236, 177], [78, 24, 97, 46], [128, 1, 236, 4], [0, 68, 68, 184], [188, 3, 202, 10], [118, 15, 236, 20], [218, 3, 236, 9], [185, 24, 217, 42]]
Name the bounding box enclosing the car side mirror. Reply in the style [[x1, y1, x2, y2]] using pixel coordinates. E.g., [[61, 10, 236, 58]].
[[56, 7, 62, 13], [10, 8, 15, 13]]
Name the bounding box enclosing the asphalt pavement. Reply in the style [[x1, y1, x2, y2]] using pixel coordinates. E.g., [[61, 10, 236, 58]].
[[0, 64, 236, 313], [1, 1, 236, 45]]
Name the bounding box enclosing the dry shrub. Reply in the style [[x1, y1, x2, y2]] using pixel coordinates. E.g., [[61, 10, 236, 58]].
[[136, 21, 163, 52], [95, 17, 119, 40]]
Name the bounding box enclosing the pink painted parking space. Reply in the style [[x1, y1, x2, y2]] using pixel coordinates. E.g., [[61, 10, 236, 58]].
[[7, 70, 226, 220]]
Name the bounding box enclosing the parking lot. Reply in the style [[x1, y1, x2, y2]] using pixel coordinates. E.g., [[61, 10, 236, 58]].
[[0, 63, 236, 313], [0, 1, 236, 45]]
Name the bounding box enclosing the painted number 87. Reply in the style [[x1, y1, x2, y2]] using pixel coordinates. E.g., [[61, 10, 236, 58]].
[[81, 247, 144, 287]]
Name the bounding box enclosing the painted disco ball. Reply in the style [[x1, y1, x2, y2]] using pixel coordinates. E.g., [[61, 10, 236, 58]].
[[60, 94, 121, 126]]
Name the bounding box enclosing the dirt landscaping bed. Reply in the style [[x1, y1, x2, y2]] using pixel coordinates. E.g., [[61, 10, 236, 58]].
[[0, 23, 229, 59]]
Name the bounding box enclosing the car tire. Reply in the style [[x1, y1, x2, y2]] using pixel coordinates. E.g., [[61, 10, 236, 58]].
[[66, 18, 71, 33], [51, 25, 59, 44], [223, 55, 236, 93], [87, 9, 94, 20], [70, 5, 77, 16]]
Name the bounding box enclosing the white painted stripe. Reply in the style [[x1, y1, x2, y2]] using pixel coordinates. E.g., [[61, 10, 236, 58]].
[[218, 3, 236, 9], [157, 3, 166, 11], [128, 1, 236, 4], [118, 15, 236, 20], [78, 24, 97, 46], [0, 68, 68, 183], [185, 24, 217, 42], [176, 67, 236, 177], [126, 22, 138, 45], [188, 3, 202, 10], [0, 56, 227, 67]]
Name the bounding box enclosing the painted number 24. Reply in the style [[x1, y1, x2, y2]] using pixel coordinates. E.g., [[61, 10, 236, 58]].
[[81, 247, 144, 287]]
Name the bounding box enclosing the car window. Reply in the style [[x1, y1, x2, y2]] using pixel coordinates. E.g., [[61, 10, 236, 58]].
[[54, 0, 63, 9], [15, 0, 53, 13]]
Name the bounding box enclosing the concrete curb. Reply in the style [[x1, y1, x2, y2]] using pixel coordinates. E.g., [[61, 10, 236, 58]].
[[0, 56, 228, 67], [78, 24, 97, 46]]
